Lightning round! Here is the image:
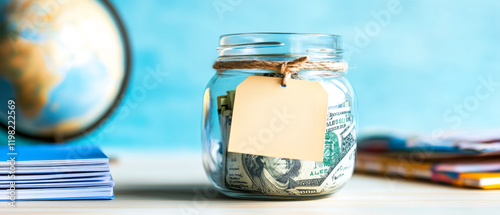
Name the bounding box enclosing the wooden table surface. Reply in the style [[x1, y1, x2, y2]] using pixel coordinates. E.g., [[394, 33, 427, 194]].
[[3, 153, 500, 214]]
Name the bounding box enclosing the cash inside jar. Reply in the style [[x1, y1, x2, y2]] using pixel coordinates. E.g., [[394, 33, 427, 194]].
[[217, 90, 356, 196]]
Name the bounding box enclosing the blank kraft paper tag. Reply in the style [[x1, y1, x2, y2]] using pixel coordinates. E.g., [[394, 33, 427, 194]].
[[228, 76, 329, 161]]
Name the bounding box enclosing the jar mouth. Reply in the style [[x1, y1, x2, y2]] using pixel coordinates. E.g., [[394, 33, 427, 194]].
[[221, 32, 341, 38], [218, 33, 343, 60]]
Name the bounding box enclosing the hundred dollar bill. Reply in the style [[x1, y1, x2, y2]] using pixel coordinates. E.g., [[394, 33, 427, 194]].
[[218, 91, 356, 196]]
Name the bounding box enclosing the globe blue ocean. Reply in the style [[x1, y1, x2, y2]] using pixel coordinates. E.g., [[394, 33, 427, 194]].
[[33, 61, 109, 127]]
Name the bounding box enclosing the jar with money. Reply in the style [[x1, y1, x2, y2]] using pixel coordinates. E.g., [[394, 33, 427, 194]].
[[202, 33, 357, 200]]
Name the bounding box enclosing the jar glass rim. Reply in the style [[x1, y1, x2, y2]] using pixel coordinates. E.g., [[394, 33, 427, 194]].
[[221, 32, 342, 39], [218, 32, 343, 60]]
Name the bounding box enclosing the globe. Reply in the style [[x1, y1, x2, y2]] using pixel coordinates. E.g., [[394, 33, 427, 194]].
[[0, 0, 130, 142]]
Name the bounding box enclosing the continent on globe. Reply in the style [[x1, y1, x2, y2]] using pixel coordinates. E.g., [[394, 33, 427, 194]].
[[0, 36, 61, 118]]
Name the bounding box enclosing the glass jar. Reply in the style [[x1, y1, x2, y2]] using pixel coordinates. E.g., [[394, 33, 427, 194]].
[[202, 33, 357, 200]]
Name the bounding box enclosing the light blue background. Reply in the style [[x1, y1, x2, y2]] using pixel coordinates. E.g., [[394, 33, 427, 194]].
[[10, 0, 500, 151]]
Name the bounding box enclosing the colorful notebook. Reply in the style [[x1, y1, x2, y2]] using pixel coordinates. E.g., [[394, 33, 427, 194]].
[[356, 153, 500, 189], [357, 131, 500, 189]]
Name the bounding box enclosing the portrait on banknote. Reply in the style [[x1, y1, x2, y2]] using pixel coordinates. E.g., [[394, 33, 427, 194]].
[[242, 155, 301, 195]]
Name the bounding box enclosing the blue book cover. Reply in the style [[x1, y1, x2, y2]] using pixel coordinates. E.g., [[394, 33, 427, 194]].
[[0, 145, 109, 166]]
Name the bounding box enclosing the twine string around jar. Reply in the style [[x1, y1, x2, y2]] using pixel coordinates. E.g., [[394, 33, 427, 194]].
[[213, 56, 348, 86]]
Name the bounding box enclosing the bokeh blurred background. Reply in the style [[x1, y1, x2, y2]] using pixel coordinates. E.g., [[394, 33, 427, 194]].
[[2, 0, 499, 154]]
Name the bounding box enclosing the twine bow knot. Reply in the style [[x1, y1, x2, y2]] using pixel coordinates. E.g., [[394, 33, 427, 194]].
[[278, 56, 308, 87]]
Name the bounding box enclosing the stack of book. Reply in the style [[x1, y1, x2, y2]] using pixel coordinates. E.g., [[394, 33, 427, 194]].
[[356, 130, 500, 189], [0, 145, 114, 200]]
